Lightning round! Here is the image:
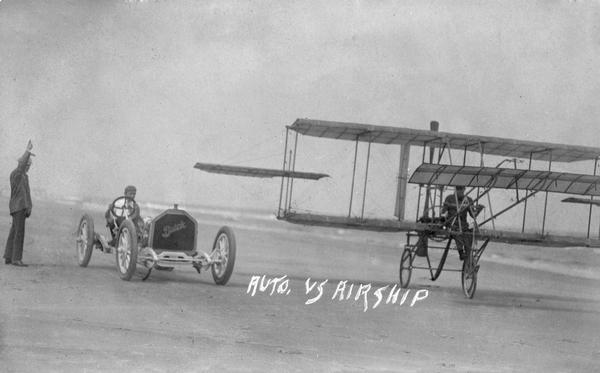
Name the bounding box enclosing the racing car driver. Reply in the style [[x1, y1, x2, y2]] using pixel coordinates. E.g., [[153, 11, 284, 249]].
[[105, 185, 143, 246]]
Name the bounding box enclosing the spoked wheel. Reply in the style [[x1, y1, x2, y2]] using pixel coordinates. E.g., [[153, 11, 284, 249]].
[[115, 219, 138, 281], [76, 214, 95, 267], [211, 226, 236, 285], [461, 253, 478, 298], [136, 247, 156, 281], [399, 248, 413, 288]]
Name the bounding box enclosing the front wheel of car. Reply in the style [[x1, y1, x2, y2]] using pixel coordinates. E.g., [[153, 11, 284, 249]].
[[115, 219, 138, 281], [211, 226, 236, 285]]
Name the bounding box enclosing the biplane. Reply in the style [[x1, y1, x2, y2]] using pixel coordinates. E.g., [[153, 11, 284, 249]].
[[195, 118, 600, 298]]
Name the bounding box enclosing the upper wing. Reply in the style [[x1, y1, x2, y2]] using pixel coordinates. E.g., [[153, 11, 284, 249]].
[[290, 118, 600, 162], [194, 162, 329, 180], [409, 164, 600, 196]]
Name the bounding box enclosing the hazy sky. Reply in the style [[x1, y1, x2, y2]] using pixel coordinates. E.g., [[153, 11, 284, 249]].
[[1, 0, 600, 231]]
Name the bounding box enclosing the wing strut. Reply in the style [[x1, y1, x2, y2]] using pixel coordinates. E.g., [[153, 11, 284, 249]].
[[541, 151, 553, 235], [588, 157, 599, 238]]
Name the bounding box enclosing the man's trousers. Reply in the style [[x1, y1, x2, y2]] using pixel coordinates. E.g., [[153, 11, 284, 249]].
[[4, 209, 26, 262]]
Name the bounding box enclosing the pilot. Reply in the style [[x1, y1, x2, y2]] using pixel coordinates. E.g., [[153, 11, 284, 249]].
[[441, 185, 479, 260], [105, 185, 143, 246]]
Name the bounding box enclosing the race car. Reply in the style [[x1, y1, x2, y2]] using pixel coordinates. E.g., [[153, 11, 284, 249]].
[[75, 196, 236, 284]]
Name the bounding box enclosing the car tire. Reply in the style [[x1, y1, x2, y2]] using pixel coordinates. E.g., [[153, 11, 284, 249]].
[[115, 219, 138, 281], [211, 226, 236, 285], [76, 214, 95, 267]]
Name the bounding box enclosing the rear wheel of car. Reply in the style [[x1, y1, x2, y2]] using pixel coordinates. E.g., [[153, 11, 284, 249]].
[[76, 214, 95, 267], [115, 219, 138, 281], [211, 226, 236, 285]]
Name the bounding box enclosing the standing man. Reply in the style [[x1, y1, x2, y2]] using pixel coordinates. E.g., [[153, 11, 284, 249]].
[[4, 140, 34, 267]]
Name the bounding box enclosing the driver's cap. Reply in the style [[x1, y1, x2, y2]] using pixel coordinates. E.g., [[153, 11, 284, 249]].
[[124, 185, 137, 194]]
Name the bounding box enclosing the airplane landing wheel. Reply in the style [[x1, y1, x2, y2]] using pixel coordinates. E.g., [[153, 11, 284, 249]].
[[399, 248, 413, 288], [461, 255, 478, 298]]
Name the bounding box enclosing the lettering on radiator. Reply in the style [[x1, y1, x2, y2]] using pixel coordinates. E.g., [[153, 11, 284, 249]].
[[161, 221, 187, 238], [246, 275, 429, 311]]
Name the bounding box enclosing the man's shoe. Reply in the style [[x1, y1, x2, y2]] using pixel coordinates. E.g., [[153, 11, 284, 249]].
[[12, 261, 28, 267], [458, 250, 466, 261], [4, 258, 11, 265]]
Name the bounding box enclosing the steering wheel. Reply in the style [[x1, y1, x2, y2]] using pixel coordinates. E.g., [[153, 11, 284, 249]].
[[110, 196, 136, 219]]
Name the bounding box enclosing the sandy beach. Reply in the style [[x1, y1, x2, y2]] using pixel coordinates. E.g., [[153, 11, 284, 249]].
[[0, 197, 598, 372]]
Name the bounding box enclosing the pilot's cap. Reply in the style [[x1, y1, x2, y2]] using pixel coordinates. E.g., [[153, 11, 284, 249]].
[[124, 185, 137, 194], [455, 185, 465, 191]]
